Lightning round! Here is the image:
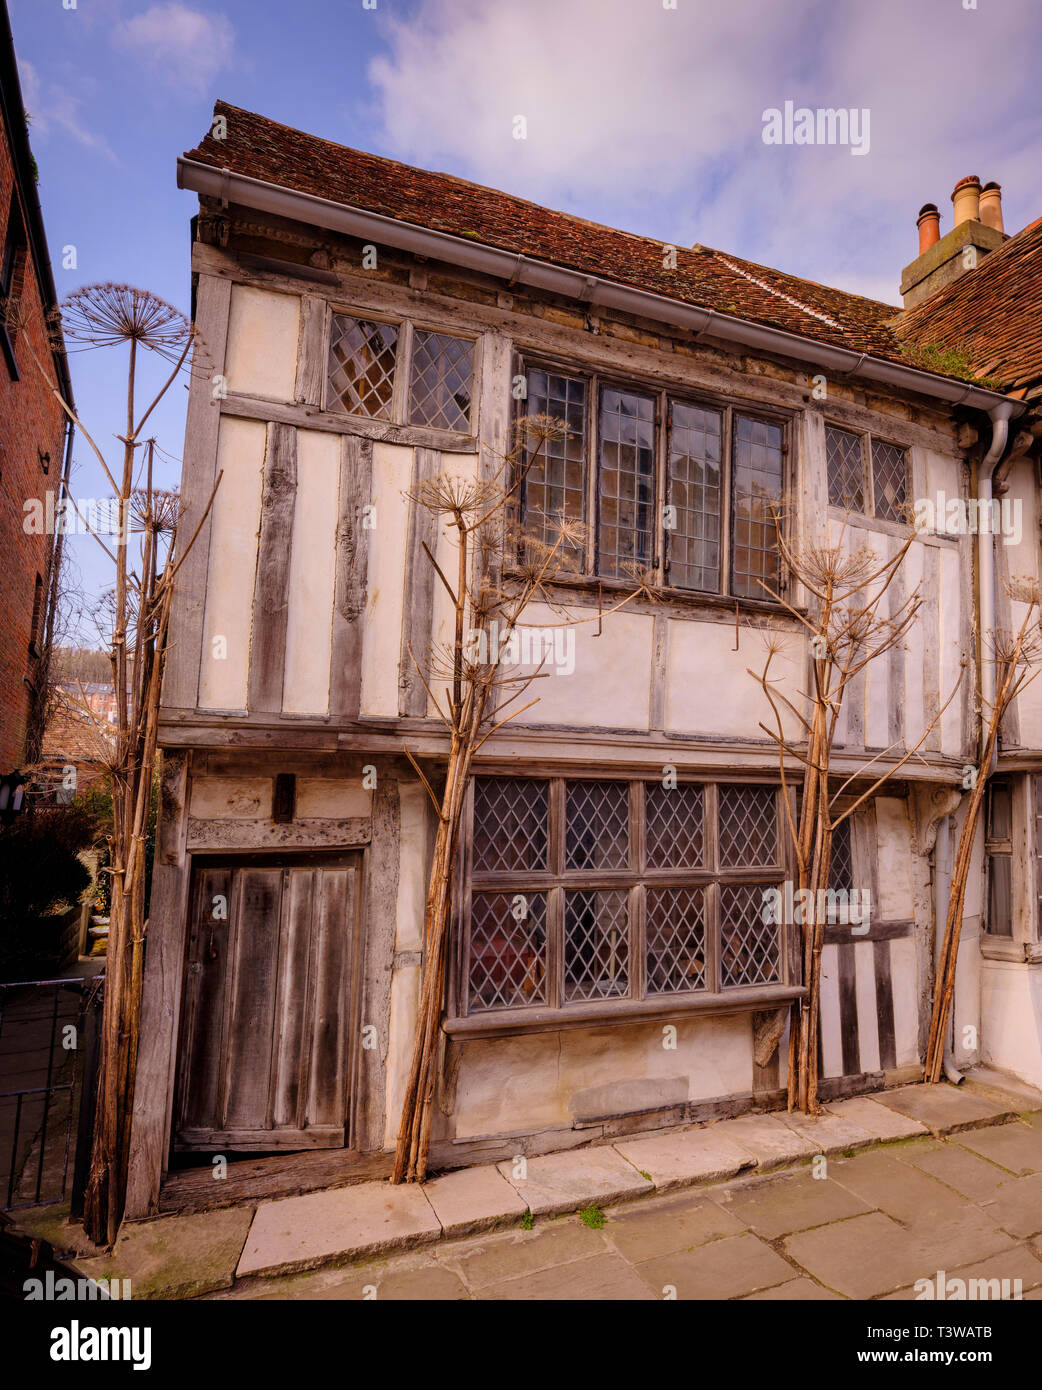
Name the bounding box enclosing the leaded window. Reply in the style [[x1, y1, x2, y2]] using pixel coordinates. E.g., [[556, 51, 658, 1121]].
[[325, 310, 475, 433], [825, 424, 908, 524], [517, 364, 787, 600], [461, 776, 789, 1017], [986, 778, 1013, 937]]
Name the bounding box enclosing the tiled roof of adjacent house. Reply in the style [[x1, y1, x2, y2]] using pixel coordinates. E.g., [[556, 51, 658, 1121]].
[[185, 102, 1034, 396], [897, 217, 1042, 401]]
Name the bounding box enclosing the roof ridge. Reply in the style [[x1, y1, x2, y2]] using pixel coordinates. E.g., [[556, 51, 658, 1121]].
[[707, 250, 846, 330]]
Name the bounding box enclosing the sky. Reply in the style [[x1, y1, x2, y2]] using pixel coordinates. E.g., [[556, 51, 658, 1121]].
[[8, 0, 1042, 639]]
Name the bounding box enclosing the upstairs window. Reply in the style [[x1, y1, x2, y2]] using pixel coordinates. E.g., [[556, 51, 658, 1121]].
[[1, 190, 28, 377], [826, 424, 908, 524], [325, 311, 475, 433], [517, 362, 787, 600]]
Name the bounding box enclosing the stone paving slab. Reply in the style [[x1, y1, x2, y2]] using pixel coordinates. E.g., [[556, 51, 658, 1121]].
[[955, 1119, 1042, 1175], [603, 1190, 746, 1262], [74, 1206, 253, 1301], [451, 1220, 606, 1288], [709, 1168, 873, 1240], [875, 1083, 1015, 1136], [881, 1245, 1042, 1300], [743, 1277, 843, 1300], [638, 1231, 794, 1300], [422, 1164, 528, 1237], [978, 1172, 1042, 1239], [783, 1210, 931, 1299], [236, 1181, 440, 1278], [777, 1109, 875, 1154], [714, 1113, 819, 1170], [901, 1141, 1011, 1202], [825, 1096, 929, 1141], [496, 1146, 652, 1216], [482, 1251, 655, 1301], [613, 1126, 755, 1191], [828, 1151, 971, 1227]]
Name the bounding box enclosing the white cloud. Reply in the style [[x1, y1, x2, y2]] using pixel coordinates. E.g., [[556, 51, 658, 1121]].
[[368, 0, 1042, 303], [18, 56, 120, 164], [112, 3, 234, 96]]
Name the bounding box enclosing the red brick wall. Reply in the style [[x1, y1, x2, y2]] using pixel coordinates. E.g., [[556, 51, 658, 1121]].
[[0, 130, 67, 772]]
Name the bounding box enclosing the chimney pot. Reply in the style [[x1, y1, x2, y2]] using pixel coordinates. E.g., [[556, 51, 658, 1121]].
[[952, 175, 982, 228], [917, 203, 941, 254], [979, 181, 1004, 234]]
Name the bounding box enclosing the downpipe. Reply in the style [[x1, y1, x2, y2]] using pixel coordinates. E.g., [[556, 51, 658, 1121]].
[[939, 402, 1016, 1085]]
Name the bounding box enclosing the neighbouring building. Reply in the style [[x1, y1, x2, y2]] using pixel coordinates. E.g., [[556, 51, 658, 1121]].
[[0, 0, 73, 776], [126, 100, 1042, 1217]]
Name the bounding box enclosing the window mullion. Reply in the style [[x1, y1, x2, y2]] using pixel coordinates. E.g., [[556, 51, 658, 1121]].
[[656, 393, 668, 585], [548, 778, 566, 1008], [720, 407, 733, 596], [586, 375, 598, 574], [863, 431, 874, 515], [392, 319, 414, 425]]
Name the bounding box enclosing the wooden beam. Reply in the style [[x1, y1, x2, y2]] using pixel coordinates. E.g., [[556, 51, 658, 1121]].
[[355, 776, 400, 1152], [220, 391, 478, 453], [185, 816, 371, 851], [330, 435, 372, 722], [248, 423, 297, 714], [125, 753, 194, 1219], [294, 295, 327, 407]]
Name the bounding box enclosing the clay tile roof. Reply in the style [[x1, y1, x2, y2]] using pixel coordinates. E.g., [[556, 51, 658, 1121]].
[[184, 102, 1018, 389], [897, 217, 1042, 401]]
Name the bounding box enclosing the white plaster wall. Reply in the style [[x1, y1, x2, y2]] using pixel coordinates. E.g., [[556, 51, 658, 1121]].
[[890, 936, 920, 1067], [394, 783, 428, 953], [223, 284, 300, 401], [282, 429, 340, 715], [452, 1014, 752, 1139], [384, 964, 421, 1149], [198, 416, 266, 710], [382, 789, 429, 1148], [902, 540, 927, 748], [427, 455, 480, 720], [938, 544, 964, 757], [509, 602, 654, 730], [294, 779, 371, 819], [190, 776, 272, 819], [360, 443, 412, 717], [665, 619, 803, 740], [875, 797, 914, 919], [981, 961, 1042, 1090]]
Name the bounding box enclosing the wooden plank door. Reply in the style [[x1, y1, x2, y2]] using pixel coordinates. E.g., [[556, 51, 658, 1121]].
[[174, 855, 360, 1151]]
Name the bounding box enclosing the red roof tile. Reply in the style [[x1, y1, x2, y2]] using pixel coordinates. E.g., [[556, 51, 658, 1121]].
[[184, 102, 1026, 392], [897, 218, 1042, 399]]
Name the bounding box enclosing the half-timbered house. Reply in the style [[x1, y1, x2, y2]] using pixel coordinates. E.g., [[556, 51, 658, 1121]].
[[125, 104, 1042, 1216]]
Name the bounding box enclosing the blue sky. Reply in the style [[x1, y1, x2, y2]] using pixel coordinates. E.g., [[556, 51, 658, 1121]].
[[9, 0, 1042, 636]]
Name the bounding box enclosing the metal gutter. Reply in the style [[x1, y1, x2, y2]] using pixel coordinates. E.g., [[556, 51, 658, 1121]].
[[177, 156, 1023, 420]]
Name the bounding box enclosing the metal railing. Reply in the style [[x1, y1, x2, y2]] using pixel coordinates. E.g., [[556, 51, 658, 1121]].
[[0, 975, 102, 1210]]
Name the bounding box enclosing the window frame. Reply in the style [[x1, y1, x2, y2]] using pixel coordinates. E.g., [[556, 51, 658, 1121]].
[[825, 421, 910, 525], [514, 354, 791, 603], [322, 304, 479, 435], [451, 773, 802, 1030]]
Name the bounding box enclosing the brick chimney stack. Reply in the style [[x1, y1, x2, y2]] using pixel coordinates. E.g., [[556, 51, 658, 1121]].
[[900, 176, 1008, 309]]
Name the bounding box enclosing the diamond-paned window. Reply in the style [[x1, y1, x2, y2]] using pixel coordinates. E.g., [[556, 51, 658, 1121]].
[[871, 439, 907, 523], [565, 780, 629, 870], [464, 776, 788, 1016], [408, 329, 474, 432], [646, 782, 704, 868], [564, 889, 629, 1000], [472, 777, 548, 873], [327, 314, 398, 419], [719, 785, 777, 866], [829, 816, 853, 892], [720, 883, 781, 987], [825, 425, 864, 510], [469, 891, 548, 1011], [646, 886, 706, 994]]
